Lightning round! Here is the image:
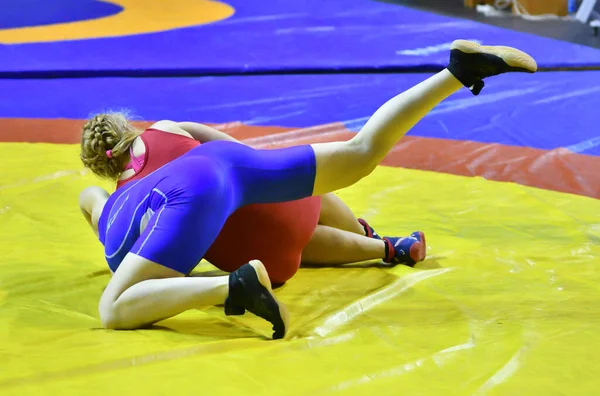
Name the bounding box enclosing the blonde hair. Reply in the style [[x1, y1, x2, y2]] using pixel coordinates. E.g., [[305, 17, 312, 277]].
[[80, 112, 141, 180]]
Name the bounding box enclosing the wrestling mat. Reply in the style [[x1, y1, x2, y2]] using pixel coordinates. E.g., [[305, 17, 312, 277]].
[[1, 0, 599, 394]]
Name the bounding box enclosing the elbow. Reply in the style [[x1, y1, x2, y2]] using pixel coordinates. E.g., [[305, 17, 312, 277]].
[[78, 189, 91, 213], [79, 186, 107, 212]]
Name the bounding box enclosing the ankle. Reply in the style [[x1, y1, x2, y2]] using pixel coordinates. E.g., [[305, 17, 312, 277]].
[[446, 57, 478, 91], [382, 238, 394, 262]]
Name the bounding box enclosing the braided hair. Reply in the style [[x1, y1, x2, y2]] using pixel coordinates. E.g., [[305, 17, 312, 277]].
[[80, 112, 141, 180]]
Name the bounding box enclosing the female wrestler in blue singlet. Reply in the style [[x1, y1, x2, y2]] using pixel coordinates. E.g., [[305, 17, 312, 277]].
[[79, 41, 537, 339]]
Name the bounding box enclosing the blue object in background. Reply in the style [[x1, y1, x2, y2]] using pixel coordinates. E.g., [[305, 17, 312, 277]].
[[0, 0, 123, 29], [568, 0, 578, 14], [0, 71, 599, 155], [2, 0, 600, 76]]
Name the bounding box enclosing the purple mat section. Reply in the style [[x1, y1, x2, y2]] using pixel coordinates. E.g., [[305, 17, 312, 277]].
[[1, 0, 600, 77], [0, 0, 122, 29], [0, 70, 597, 155]]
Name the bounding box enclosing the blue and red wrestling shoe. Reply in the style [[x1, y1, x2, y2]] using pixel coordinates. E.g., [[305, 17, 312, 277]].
[[359, 218, 426, 267]]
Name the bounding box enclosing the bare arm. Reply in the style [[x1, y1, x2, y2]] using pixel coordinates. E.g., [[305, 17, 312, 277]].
[[157, 122, 240, 143], [79, 186, 110, 238], [149, 120, 244, 144], [177, 122, 240, 143]]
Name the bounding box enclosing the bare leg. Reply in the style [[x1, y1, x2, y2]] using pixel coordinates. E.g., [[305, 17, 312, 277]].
[[301, 225, 385, 265], [99, 253, 228, 329], [99, 254, 288, 338], [99, 253, 289, 338], [311, 69, 463, 195], [318, 193, 365, 235], [310, 42, 537, 195]]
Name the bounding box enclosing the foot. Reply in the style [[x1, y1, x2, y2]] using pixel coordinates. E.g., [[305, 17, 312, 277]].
[[358, 218, 382, 240], [224, 260, 290, 340], [447, 40, 537, 95], [383, 231, 426, 266]]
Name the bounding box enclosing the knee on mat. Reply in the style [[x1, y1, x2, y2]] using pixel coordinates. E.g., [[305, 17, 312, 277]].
[[100, 310, 119, 330], [99, 303, 130, 330]]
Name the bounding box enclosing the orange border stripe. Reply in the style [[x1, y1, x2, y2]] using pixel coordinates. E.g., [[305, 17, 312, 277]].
[[1, 117, 597, 200]]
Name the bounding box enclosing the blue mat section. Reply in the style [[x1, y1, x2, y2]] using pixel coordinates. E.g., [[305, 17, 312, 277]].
[[0, 0, 122, 29], [1, 0, 600, 76], [1, 71, 598, 155]]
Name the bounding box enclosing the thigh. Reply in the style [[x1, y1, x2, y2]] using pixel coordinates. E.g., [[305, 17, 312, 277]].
[[318, 193, 363, 234], [310, 140, 373, 196], [100, 253, 184, 309]]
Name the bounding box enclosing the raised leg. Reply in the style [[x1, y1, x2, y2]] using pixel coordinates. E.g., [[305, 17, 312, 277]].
[[310, 41, 537, 195]]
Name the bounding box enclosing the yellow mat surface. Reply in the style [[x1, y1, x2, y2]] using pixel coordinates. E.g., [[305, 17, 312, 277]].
[[1, 142, 599, 395]]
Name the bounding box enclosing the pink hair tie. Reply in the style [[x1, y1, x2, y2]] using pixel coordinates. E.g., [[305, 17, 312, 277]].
[[106, 149, 113, 158]]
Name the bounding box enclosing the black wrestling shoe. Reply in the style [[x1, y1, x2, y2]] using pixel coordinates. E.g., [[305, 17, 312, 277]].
[[447, 40, 537, 96], [224, 260, 290, 340]]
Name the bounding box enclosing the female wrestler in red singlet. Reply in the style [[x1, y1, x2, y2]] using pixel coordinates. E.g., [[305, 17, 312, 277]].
[[110, 121, 425, 284]]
